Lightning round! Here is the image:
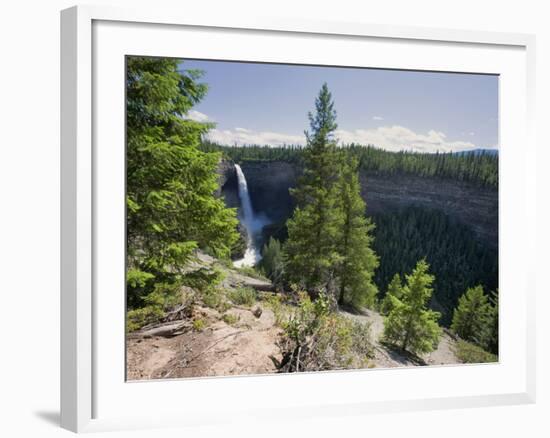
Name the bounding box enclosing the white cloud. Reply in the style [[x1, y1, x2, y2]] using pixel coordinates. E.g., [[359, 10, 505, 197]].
[[372, 116, 384, 121], [206, 124, 478, 153], [334, 125, 477, 153], [207, 128, 305, 147], [185, 110, 212, 122]]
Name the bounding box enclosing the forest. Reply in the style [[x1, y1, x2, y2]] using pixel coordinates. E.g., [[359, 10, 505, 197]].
[[126, 57, 498, 380], [201, 140, 498, 188]]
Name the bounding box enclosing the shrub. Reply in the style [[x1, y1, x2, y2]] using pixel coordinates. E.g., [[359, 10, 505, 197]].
[[127, 306, 164, 332], [201, 286, 224, 309], [228, 287, 257, 307], [235, 266, 269, 281], [222, 313, 240, 325], [266, 294, 286, 326], [192, 318, 207, 331], [278, 291, 373, 372], [453, 339, 498, 364], [126, 281, 182, 332]]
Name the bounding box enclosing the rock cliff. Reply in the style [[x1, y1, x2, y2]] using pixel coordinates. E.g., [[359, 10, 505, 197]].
[[220, 160, 498, 248]]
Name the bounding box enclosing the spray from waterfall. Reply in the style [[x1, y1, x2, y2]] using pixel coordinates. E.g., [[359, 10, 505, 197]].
[[233, 164, 263, 267]]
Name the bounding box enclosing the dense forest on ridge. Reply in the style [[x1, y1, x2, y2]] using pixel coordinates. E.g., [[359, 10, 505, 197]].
[[201, 141, 499, 188]]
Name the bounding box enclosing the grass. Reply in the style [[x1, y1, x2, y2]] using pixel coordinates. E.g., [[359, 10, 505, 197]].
[[228, 287, 257, 307], [192, 318, 207, 331], [453, 339, 498, 364], [222, 313, 240, 325], [235, 265, 269, 281]]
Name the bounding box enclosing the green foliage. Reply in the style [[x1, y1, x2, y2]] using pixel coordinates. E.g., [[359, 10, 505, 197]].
[[265, 294, 286, 326], [284, 84, 343, 293], [126, 56, 238, 316], [126, 269, 155, 309], [228, 287, 257, 307], [383, 260, 442, 355], [259, 237, 285, 287], [126, 306, 164, 333], [222, 313, 240, 325], [192, 318, 207, 331], [486, 291, 499, 354], [453, 339, 498, 364], [235, 266, 268, 281], [279, 291, 373, 372], [200, 286, 224, 310], [451, 285, 492, 345], [336, 155, 379, 309], [380, 273, 403, 315], [373, 206, 498, 325], [283, 85, 379, 307], [202, 143, 498, 189], [126, 281, 182, 331]]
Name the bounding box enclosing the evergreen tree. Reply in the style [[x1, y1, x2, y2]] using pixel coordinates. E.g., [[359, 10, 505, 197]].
[[450, 285, 492, 345], [380, 273, 403, 315], [126, 57, 238, 308], [284, 83, 343, 293], [336, 155, 379, 308], [260, 237, 285, 288], [383, 260, 442, 354], [485, 290, 499, 354]]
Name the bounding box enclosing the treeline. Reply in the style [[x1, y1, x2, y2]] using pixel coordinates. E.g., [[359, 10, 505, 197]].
[[371, 207, 498, 326], [201, 142, 498, 189]]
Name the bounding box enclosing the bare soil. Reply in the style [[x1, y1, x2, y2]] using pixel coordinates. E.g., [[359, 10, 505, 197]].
[[127, 304, 282, 380]]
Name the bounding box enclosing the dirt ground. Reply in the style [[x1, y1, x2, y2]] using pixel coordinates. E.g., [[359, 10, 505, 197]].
[[127, 304, 282, 380]]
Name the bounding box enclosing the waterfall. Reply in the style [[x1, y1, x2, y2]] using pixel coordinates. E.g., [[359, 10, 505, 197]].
[[233, 164, 261, 267]]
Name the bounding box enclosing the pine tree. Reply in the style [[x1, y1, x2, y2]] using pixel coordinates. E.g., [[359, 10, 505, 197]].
[[450, 285, 492, 345], [380, 273, 403, 315], [284, 83, 344, 293], [485, 290, 499, 354], [336, 155, 379, 308], [383, 260, 442, 354], [126, 57, 238, 308], [260, 237, 285, 287]]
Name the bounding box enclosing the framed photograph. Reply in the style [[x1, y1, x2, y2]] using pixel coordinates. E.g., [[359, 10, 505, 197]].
[[61, 5, 536, 432]]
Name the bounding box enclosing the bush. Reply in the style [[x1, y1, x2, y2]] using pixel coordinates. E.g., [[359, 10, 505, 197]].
[[192, 318, 207, 331], [127, 306, 164, 332], [201, 286, 225, 310], [228, 287, 257, 307], [453, 339, 498, 364], [266, 294, 286, 326], [222, 313, 240, 325], [126, 281, 182, 332], [235, 266, 269, 281], [278, 291, 373, 372]]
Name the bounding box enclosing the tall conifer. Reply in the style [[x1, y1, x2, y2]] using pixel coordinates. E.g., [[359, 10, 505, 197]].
[[337, 155, 379, 308], [284, 83, 343, 293]]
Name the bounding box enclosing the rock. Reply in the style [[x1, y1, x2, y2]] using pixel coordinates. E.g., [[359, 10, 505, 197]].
[[252, 307, 263, 318]]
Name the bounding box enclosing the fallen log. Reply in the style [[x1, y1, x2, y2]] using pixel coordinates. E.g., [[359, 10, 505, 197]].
[[128, 321, 191, 339]]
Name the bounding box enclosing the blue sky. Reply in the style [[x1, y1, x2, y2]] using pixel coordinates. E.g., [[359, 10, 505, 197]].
[[179, 59, 498, 153]]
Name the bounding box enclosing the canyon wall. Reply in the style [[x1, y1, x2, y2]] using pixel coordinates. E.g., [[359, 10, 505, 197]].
[[220, 160, 498, 248]]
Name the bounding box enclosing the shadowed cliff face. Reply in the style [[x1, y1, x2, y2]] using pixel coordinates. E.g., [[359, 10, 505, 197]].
[[220, 160, 498, 248]]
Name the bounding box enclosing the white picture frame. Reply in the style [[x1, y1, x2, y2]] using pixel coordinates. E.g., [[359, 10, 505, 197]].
[[60, 4, 537, 433]]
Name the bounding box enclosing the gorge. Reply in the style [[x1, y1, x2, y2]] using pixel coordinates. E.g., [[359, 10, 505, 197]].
[[220, 158, 498, 324]]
